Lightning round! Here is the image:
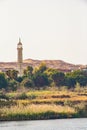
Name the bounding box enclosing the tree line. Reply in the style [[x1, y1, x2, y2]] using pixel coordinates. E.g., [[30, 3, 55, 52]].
[[0, 62, 87, 91]]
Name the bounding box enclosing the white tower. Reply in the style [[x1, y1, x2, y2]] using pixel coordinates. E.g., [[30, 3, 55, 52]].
[[17, 38, 23, 76]]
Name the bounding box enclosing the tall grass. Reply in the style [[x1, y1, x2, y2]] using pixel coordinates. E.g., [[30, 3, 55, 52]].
[[0, 87, 87, 120], [0, 104, 76, 121]]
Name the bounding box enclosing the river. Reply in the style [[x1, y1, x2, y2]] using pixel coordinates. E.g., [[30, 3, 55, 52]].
[[0, 118, 87, 130]]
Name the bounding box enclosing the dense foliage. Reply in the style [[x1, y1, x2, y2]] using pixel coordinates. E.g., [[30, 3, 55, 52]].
[[0, 63, 87, 90]]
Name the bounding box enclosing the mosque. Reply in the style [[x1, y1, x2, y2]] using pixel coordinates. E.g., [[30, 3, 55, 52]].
[[0, 39, 86, 74]]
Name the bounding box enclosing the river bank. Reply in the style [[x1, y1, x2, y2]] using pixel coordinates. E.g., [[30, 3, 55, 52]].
[[0, 88, 87, 121], [0, 111, 83, 121]]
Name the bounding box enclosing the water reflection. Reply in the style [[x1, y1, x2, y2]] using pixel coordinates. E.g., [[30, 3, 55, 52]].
[[0, 118, 87, 130]]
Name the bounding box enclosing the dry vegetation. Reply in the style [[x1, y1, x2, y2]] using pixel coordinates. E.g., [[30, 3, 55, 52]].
[[0, 86, 87, 121]]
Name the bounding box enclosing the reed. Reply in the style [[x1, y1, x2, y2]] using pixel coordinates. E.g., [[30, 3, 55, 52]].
[[0, 87, 87, 121], [0, 104, 76, 121]]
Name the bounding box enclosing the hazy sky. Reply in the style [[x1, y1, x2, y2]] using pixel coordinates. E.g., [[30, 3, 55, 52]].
[[0, 0, 87, 64]]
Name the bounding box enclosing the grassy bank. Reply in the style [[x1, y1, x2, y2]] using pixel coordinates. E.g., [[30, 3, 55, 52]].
[[0, 87, 87, 121], [0, 104, 76, 121]]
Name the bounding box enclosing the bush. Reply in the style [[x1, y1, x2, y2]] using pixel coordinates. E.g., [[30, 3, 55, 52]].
[[8, 80, 19, 91], [75, 103, 87, 117], [15, 92, 28, 99], [0, 92, 9, 100], [21, 78, 34, 88]]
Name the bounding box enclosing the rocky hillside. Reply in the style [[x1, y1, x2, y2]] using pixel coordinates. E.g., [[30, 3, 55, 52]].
[[0, 59, 86, 72]]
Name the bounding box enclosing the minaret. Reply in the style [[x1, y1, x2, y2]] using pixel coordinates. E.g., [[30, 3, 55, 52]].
[[17, 38, 23, 76]]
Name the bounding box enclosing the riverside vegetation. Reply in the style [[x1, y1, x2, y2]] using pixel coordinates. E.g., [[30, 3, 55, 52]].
[[0, 62, 87, 121]]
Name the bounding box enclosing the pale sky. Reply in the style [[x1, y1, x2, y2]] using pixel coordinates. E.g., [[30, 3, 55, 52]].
[[0, 0, 87, 65]]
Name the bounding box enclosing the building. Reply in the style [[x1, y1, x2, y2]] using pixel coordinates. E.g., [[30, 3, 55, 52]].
[[17, 38, 23, 76]]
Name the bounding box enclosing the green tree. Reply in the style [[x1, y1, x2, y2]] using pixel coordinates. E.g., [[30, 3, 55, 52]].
[[77, 75, 87, 86], [44, 68, 58, 85], [21, 78, 34, 88], [65, 76, 76, 88], [30, 63, 48, 88], [0, 73, 8, 89], [51, 71, 65, 86], [67, 70, 87, 87], [6, 70, 12, 79], [32, 63, 49, 88], [23, 66, 33, 78], [8, 80, 19, 91], [38, 62, 47, 73], [34, 62, 47, 74], [6, 69, 18, 80], [33, 73, 49, 88], [16, 76, 23, 83]]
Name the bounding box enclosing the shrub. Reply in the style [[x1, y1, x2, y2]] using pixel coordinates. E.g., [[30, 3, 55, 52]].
[[21, 78, 34, 88], [8, 80, 19, 91], [0, 92, 9, 100], [15, 92, 28, 99]]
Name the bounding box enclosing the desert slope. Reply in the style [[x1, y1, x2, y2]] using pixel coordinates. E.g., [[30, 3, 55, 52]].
[[0, 59, 86, 72]]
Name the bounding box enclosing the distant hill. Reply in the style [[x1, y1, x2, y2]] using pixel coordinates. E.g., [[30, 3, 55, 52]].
[[0, 59, 86, 72]]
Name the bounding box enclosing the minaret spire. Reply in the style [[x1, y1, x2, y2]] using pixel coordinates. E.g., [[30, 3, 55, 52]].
[[17, 38, 23, 76]]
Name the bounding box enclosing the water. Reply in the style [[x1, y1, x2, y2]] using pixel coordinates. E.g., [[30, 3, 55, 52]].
[[0, 118, 87, 130]]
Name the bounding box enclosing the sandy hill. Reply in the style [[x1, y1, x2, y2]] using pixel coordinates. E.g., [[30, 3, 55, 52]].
[[0, 59, 86, 72]]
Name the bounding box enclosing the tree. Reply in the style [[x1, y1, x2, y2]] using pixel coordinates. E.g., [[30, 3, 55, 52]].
[[8, 80, 19, 91], [6, 69, 18, 80], [51, 71, 65, 86], [16, 76, 23, 83], [68, 70, 87, 87], [0, 73, 8, 89], [33, 73, 49, 88], [21, 78, 34, 88], [65, 72, 77, 88], [23, 66, 33, 78], [65, 76, 76, 88], [11, 70, 19, 80], [34, 62, 47, 74], [31, 62, 49, 88], [6, 70, 12, 79], [44, 68, 58, 85], [77, 75, 87, 86], [38, 62, 47, 73]]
